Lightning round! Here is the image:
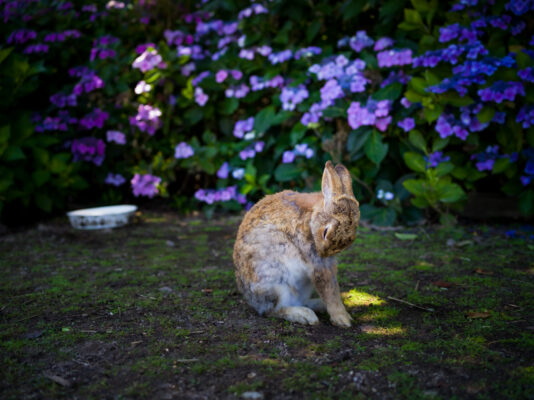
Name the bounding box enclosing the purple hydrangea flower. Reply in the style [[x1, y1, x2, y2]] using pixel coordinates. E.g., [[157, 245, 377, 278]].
[[225, 84, 249, 98], [232, 168, 245, 180], [7, 29, 37, 44], [320, 79, 344, 105], [280, 85, 309, 111], [401, 97, 412, 108], [234, 117, 254, 138], [50, 92, 77, 108], [79, 108, 109, 130], [134, 80, 151, 94], [349, 31, 374, 52], [194, 87, 209, 106], [23, 44, 49, 54], [71, 137, 106, 166], [217, 162, 230, 179], [105, 173, 126, 186], [425, 151, 450, 168], [268, 50, 292, 65], [397, 117, 415, 132], [174, 142, 194, 159], [215, 70, 228, 83], [377, 49, 413, 68], [132, 48, 163, 73], [129, 105, 162, 135], [282, 151, 296, 164], [374, 37, 394, 51], [131, 173, 161, 198], [106, 130, 126, 144]]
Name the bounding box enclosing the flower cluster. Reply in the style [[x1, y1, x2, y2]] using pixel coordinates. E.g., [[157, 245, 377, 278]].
[[90, 35, 118, 61], [71, 137, 106, 166], [131, 173, 161, 198], [377, 189, 394, 201], [50, 92, 77, 108], [194, 185, 246, 205], [520, 148, 534, 186], [280, 85, 309, 111], [105, 173, 126, 186], [174, 142, 194, 159], [376, 49, 412, 68], [282, 143, 315, 163], [71, 68, 104, 95], [347, 100, 392, 131], [424, 151, 451, 168], [239, 141, 265, 160], [478, 81, 525, 103], [106, 130, 126, 145], [132, 48, 164, 73], [233, 117, 255, 139], [79, 108, 109, 130], [129, 105, 162, 135]]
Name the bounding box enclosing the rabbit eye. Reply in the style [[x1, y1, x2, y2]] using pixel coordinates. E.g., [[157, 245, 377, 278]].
[[323, 227, 328, 240]]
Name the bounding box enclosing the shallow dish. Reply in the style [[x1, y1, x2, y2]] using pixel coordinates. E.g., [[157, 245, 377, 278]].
[[67, 205, 137, 230]]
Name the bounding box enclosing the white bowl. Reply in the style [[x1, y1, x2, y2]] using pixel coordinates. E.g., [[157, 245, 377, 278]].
[[67, 205, 138, 230]]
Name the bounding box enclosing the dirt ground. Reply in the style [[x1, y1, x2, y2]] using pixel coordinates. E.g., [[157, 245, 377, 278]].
[[1, 212, 533, 399]]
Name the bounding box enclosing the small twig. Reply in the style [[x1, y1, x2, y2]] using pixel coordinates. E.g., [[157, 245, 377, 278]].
[[43, 371, 71, 387], [414, 280, 420, 292], [175, 358, 199, 363], [14, 314, 40, 323], [360, 221, 404, 231], [387, 296, 434, 312]]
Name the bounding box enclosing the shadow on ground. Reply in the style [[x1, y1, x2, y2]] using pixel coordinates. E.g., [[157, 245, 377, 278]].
[[1, 212, 533, 399]]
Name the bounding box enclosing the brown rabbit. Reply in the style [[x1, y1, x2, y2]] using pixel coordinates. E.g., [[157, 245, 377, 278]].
[[233, 161, 359, 327]]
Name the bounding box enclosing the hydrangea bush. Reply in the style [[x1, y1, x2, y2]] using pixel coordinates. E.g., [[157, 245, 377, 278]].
[[1, 0, 533, 224]]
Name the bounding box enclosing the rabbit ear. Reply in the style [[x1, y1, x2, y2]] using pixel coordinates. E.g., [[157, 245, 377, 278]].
[[322, 161, 343, 206], [334, 164, 355, 197]]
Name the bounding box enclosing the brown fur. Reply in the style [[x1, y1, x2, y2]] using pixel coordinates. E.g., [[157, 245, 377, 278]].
[[233, 161, 359, 327]]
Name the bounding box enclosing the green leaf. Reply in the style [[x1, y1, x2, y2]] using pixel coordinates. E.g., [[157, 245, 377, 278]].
[[220, 98, 239, 115], [408, 130, 426, 152], [184, 108, 203, 125], [181, 78, 194, 100], [410, 77, 427, 94], [403, 152, 426, 173], [411, 196, 430, 208], [395, 232, 418, 240], [3, 146, 25, 161], [424, 70, 440, 86], [432, 137, 449, 152], [492, 157, 510, 174], [404, 9, 423, 25], [516, 50, 532, 69], [254, 106, 275, 133], [477, 106, 495, 123], [364, 130, 388, 165], [398, 22, 420, 31], [0, 125, 10, 157], [274, 163, 302, 182], [423, 106, 443, 123], [347, 128, 372, 155], [359, 203, 379, 220], [0, 47, 14, 65], [440, 92, 474, 107], [436, 182, 465, 203], [32, 170, 50, 187], [411, 0, 431, 12], [35, 193, 52, 212], [403, 179, 427, 196], [404, 90, 423, 103], [519, 189, 534, 216], [372, 208, 397, 226], [307, 20, 321, 42], [373, 82, 403, 101], [434, 161, 454, 177], [290, 124, 307, 145], [245, 161, 257, 183]]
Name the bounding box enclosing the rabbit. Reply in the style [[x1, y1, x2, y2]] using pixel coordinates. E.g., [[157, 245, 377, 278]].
[[233, 161, 360, 327]]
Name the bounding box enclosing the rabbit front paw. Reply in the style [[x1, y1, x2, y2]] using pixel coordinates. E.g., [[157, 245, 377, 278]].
[[330, 309, 352, 328]]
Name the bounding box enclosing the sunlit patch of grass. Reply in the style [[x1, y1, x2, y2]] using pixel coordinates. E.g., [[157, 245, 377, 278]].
[[342, 289, 384, 308], [411, 261, 434, 271], [358, 306, 399, 322], [360, 325, 405, 336]]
